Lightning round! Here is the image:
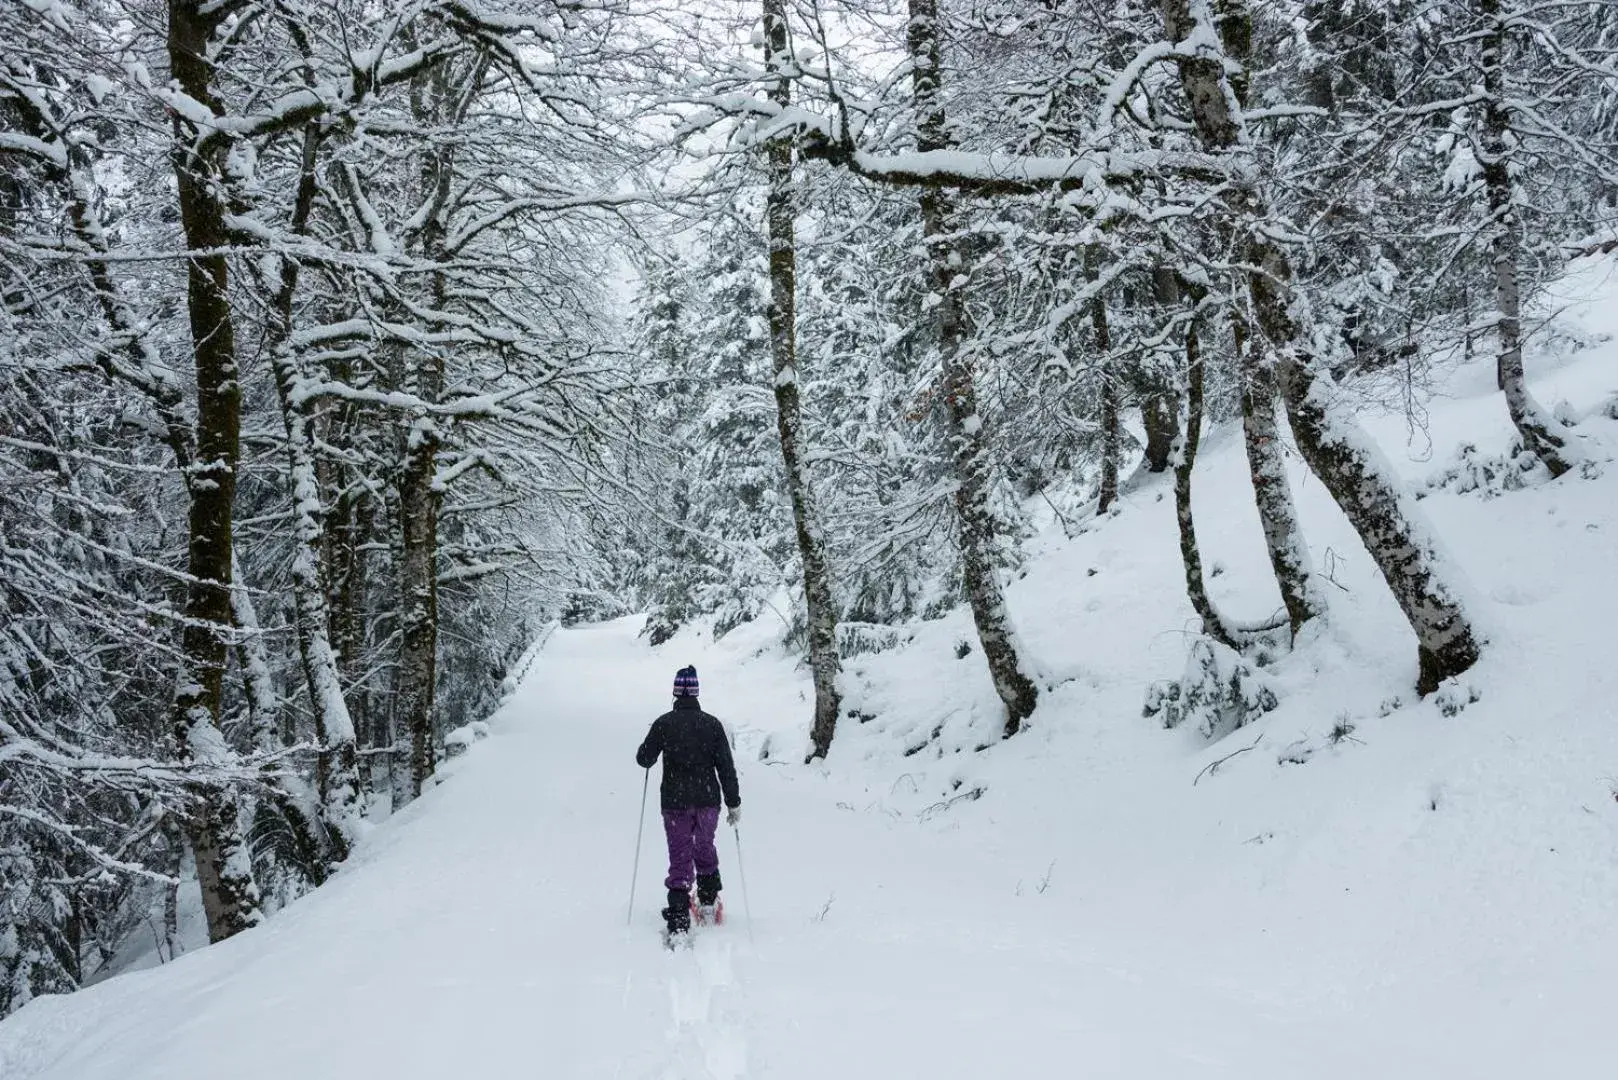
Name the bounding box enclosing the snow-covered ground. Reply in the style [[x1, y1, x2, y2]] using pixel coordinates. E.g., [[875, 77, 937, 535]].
[[3, 259, 1618, 1078]]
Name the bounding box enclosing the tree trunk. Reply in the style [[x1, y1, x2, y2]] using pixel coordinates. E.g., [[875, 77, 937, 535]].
[[1236, 315, 1322, 636], [263, 124, 360, 856], [1162, 0, 1481, 693], [396, 410, 441, 799], [908, 0, 1039, 736], [762, 0, 845, 762], [328, 479, 373, 798], [161, 817, 185, 962], [1478, 0, 1579, 477], [1172, 314, 1238, 648], [1140, 393, 1177, 473], [229, 553, 284, 752], [1089, 247, 1121, 512], [394, 56, 460, 802], [166, 0, 262, 942]]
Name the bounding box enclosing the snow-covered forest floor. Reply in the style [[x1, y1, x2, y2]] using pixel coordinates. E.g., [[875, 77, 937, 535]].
[[3, 260, 1617, 1077]]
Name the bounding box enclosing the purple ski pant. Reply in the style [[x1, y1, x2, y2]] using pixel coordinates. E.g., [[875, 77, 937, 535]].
[[662, 806, 721, 892]]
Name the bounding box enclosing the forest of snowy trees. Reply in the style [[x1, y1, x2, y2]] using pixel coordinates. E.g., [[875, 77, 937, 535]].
[[3, 0, 1614, 1015]]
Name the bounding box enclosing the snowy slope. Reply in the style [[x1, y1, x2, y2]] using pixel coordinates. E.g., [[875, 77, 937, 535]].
[[3, 261, 1617, 1078]]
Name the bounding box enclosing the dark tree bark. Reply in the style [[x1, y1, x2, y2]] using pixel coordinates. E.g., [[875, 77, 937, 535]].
[[1162, 0, 1482, 693], [396, 399, 442, 799], [908, 0, 1039, 736], [1477, 0, 1579, 477], [1235, 316, 1321, 637], [762, 0, 845, 762], [1090, 257, 1121, 513], [394, 56, 463, 801], [166, 0, 262, 942]]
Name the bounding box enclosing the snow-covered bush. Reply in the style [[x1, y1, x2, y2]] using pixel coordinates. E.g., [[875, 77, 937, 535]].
[[1423, 441, 1544, 499], [444, 722, 493, 758], [1144, 638, 1280, 740]]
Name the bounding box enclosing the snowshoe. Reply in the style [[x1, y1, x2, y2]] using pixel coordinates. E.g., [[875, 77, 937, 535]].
[[693, 871, 723, 925], [691, 895, 724, 927]]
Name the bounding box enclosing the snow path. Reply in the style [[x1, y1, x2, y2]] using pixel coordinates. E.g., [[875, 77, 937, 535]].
[[15, 605, 1610, 1078], [0, 620, 1402, 1079]]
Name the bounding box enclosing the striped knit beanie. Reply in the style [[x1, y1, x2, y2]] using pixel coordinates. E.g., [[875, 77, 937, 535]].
[[673, 665, 700, 698]]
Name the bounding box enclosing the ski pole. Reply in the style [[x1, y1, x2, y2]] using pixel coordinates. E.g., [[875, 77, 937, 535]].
[[732, 824, 755, 944], [627, 768, 650, 927]]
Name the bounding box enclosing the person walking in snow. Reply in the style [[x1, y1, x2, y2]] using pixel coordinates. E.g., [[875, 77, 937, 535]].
[[636, 665, 741, 937]]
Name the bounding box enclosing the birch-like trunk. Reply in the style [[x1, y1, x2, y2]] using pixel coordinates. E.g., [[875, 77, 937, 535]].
[[1172, 314, 1238, 648], [1162, 0, 1481, 693], [1477, 0, 1579, 477], [166, 0, 262, 942], [1236, 315, 1321, 636], [908, 0, 1039, 736], [263, 124, 360, 856], [762, 0, 845, 762]]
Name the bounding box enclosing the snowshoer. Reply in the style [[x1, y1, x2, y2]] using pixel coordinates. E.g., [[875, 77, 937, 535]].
[[635, 665, 740, 939]]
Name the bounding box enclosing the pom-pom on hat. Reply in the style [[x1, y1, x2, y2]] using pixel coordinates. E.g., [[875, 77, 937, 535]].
[[673, 665, 700, 698]]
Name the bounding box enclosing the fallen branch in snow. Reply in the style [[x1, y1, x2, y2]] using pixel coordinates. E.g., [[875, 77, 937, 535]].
[[1193, 732, 1264, 786]]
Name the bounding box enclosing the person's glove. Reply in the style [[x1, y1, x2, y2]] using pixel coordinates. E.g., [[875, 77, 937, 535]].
[[726, 806, 741, 827]]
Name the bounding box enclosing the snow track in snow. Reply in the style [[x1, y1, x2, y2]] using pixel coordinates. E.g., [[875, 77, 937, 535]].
[[658, 940, 746, 1080]]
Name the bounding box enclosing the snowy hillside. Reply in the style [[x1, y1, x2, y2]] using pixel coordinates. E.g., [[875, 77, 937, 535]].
[[3, 262, 1617, 1078]]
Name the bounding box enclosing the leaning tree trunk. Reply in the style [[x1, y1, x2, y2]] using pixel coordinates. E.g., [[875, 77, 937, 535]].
[[262, 123, 361, 856], [1172, 312, 1239, 649], [908, 0, 1039, 736], [165, 0, 263, 942], [762, 0, 844, 762], [1235, 315, 1321, 636], [1162, 0, 1481, 693], [1478, 0, 1579, 477]]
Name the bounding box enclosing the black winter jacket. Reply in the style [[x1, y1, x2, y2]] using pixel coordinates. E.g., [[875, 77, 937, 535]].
[[635, 698, 741, 811]]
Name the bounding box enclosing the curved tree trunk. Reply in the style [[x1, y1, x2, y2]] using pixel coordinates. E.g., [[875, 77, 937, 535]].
[[166, 0, 263, 943], [1172, 315, 1238, 649], [1236, 315, 1322, 637], [1478, 0, 1579, 477], [1162, 0, 1481, 693], [762, 0, 844, 762], [908, 0, 1039, 736]]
